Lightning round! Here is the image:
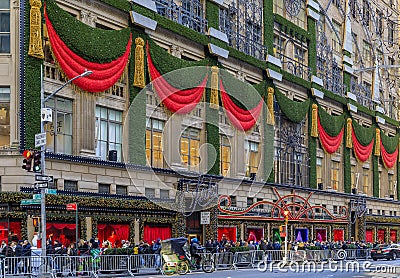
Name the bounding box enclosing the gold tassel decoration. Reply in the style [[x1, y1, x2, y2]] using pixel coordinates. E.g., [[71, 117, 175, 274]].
[[28, 0, 44, 58], [346, 118, 353, 148], [311, 103, 318, 137], [266, 87, 275, 125], [375, 128, 381, 156], [210, 66, 219, 109], [133, 37, 145, 88]]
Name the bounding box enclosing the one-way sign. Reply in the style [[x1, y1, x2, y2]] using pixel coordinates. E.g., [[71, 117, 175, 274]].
[[35, 174, 53, 183]]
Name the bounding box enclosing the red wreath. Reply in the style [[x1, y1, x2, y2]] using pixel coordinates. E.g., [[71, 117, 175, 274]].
[[44, 7, 131, 93], [352, 129, 374, 162], [146, 42, 207, 114], [380, 140, 398, 168], [317, 117, 343, 154], [220, 80, 263, 131]]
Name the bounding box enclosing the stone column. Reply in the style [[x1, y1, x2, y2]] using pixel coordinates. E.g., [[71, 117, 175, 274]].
[[77, 93, 96, 157]]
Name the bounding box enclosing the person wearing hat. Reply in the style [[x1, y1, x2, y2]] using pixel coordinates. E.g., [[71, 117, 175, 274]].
[[190, 238, 204, 269]]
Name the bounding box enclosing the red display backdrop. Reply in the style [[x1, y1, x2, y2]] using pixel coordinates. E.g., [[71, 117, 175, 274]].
[[315, 228, 327, 241], [218, 227, 237, 242], [377, 229, 385, 243], [47, 222, 76, 247], [143, 225, 171, 243], [0, 222, 21, 243], [390, 230, 397, 243], [246, 227, 263, 242], [333, 229, 344, 242], [97, 224, 129, 248], [366, 229, 373, 243]]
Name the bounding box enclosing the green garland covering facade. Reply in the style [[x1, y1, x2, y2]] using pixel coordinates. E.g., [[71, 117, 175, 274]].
[[275, 88, 311, 123], [318, 105, 345, 136], [380, 132, 399, 154], [352, 119, 375, 146]]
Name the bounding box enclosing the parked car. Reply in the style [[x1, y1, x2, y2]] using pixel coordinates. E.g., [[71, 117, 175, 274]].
[[370, 244, 400, 261]]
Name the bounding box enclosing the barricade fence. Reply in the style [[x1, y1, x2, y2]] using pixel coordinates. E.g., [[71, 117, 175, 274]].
[[0, 249, 372, 277]]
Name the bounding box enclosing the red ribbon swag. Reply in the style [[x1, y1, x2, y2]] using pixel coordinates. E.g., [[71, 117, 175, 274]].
[[351, 129, 374, 162], [220, 80, 263, 131], [380, 140, 398, 168], [317, 117, 343, 154], [44, 7, 132, 93], [146, 42, 207, 114]]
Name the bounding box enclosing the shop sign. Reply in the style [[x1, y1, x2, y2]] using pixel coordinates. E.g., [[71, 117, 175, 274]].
[[200, 212, 210, 224], [66, 203, 77, 211]]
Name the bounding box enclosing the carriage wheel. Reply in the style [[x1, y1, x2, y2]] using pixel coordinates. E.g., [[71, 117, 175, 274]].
[[177, 261, 189, 275], [162, 263, 174, 275], [202, 259, 215, 273]]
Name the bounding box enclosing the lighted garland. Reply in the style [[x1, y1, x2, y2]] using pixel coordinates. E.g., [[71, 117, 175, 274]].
[[275, 88, 310, 123], [45, 0, 130, 63], [318, 105, 345, 137]]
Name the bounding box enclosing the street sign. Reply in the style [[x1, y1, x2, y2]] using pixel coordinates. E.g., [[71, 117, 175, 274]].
[[33, 194, 42, 200], [66, 203, 77, 211], [35, 175, 53, 183], [21, 199, 41, 205], [35, 133, 46, 148], [45, 189, 57, 195], [33, 182, 48, 189], [200, 211, 210, 225]]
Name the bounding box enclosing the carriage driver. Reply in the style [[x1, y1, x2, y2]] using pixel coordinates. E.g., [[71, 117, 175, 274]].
[[190, 238, 205, 269]]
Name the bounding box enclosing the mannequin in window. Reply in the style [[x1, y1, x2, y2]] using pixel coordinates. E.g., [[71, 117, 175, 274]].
[[107, 230, 117, 248]]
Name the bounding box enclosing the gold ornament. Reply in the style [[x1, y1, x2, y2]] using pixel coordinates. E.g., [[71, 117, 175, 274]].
[[210, 66, 219, 109], [134, 37, 145, 88], [346, 118, 353, 148], [311, 103, 318, 137], [28, 0, 44, 58], [267, 87, 275, 125], [374, 128, 380, 156]]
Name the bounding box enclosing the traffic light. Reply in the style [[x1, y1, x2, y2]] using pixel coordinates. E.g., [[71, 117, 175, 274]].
[[22, 150, 33, 171], [283, 210, 289, 224], [33, 151, 42, 172]]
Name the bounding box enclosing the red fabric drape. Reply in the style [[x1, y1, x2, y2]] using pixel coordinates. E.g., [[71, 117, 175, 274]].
[[390, 230, 397, 243], [315, 229, 327, 241], [143, 225, 171, 243], [217, 227, 237, 242], [377, 229, 385, 243], [333, 229, 344, 242], [0, 222, 21, 243], [97, 224, 129, 248], [380, 140, 398, 169], [352, 129, 374, 162], [44, 6, 132, 93], [220, 80, 263, 131], [47, 222, 77, 247], [146, 42, 207, 114], [317, 117, 344, 154], [246, 228, 263, 242], [366, 229, 373, 243]]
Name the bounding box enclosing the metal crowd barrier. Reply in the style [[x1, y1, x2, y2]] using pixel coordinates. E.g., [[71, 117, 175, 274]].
[[0, 248, 374, 277]]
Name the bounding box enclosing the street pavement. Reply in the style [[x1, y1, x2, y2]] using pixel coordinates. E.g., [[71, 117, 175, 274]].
[[109, 259, 400, 278]]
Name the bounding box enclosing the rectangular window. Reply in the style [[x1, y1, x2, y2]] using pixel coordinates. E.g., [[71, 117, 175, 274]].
[[369, 209, 372, 215], [273, 34, 284, 57], [180, 127, 200, 172], [160, 189, 169, 199], [245, 21, 262, 58], [394, 211, 397, 216], [146, 118, 164, 168], [220, 135, 231, 176], [332, 21, 341, 53], [273, 0, 306, 29], [331, 161, 340, 191], [0, 87, 10, 148], [376, 10, 383, 35], [388, 21, 395, 45], [363, 41, 372, 67], [230, 196, 237, 207], [257, 198, 263, 209], [382, 210, 385, 216], [363, 0, 370, 27], [145, 187, 155, 198], [64, 180, 78, 191], [363, 169, 369, 194], [247, 197, 254, 207], [0, 0, 10, 53], [316, 157, 322, 185], [245, 140, 259, 177], [333, 205, 338, 214], [98, 183, 110, 194], [44, 96, 73, 155], [116, 185, 127, 195], [96, 106, 123, 162]]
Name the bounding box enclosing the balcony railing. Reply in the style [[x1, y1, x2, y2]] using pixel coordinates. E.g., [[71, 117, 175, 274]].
[[276, 52, 312, 81], [155, 0, 208, 34]]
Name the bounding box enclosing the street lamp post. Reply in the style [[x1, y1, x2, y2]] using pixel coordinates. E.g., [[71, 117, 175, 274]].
[[39, 66, 92, 257], [282, 210, 289, 264]]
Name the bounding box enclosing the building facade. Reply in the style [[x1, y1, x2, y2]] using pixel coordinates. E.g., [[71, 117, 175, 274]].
[[1, 0, 400, 246]]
